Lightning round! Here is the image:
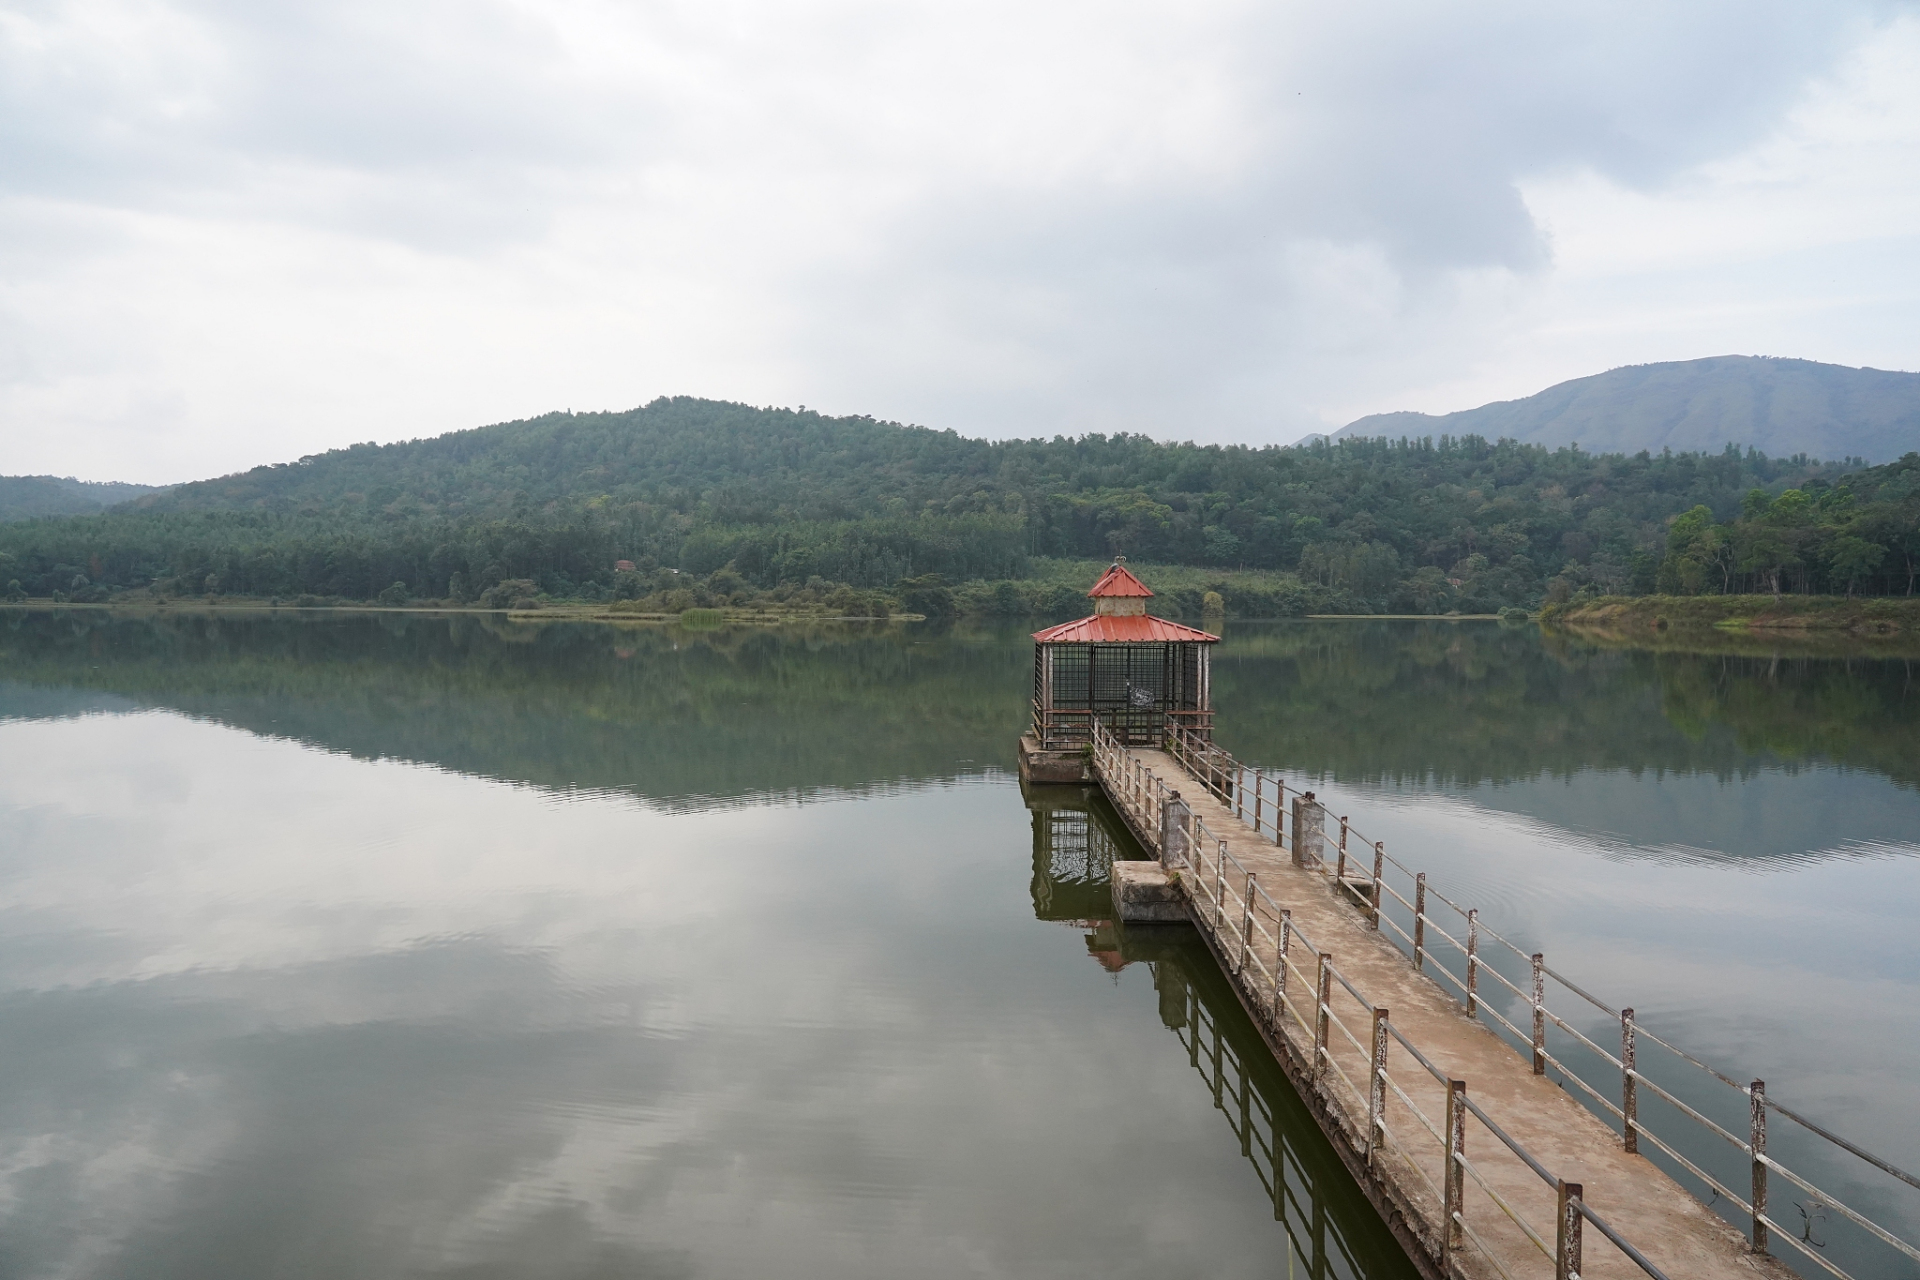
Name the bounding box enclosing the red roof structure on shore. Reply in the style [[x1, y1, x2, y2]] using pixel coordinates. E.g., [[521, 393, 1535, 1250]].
[[1086, 562, 1154, 598], [1031, 615, 1219, 643]]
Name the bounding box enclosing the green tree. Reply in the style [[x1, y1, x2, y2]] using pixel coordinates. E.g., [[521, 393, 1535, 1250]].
[[1827, 536, 1884, 597]]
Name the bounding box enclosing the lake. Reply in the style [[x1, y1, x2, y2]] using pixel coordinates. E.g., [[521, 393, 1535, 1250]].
[[0, 610, 1915, 1279]]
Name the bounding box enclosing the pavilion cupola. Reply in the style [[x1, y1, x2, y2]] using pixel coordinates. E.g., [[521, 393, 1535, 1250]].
[[1086, 558, 1153, 617]]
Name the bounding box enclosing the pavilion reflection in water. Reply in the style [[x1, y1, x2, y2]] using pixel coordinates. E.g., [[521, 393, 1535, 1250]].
[[1023, 782, 1418, 1280]]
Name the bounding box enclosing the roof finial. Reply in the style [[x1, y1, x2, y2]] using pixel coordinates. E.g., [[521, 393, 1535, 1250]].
[[1114, 555, 1126, 565]]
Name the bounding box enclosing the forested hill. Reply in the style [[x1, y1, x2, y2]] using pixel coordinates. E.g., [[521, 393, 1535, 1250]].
[[134, 400, 990, 521], [1337, 356, 1920, 462], [0, 476, 165, 522], [0, 395, 1913, 612]]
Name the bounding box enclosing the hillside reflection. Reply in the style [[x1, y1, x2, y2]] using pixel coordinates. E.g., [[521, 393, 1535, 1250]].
[[1024, 782, 1419, 1280], [1, 611, 1915, 810]]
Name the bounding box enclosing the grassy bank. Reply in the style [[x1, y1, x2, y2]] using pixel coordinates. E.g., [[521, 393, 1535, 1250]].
[[1545, 594, 1920, 636]]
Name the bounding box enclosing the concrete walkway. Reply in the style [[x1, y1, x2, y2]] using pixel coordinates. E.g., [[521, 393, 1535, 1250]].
[[1112, 747, 1792, 1280]]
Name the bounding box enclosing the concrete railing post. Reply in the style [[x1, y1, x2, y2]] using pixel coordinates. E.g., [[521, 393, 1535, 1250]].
[[1160, 792, 1190, 869], [1556, 1180, 1583, 1280], [1292, 791, 1325, 869]]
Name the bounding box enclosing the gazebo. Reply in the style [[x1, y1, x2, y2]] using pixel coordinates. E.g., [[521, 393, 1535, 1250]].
[[1027, 559, 1219, 752]]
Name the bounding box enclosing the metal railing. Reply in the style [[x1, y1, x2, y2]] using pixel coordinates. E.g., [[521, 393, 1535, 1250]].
[[1127, 720, 1920, 1280], [1092, 719, 1660, 1280], [1030, 701, 1213, 750]]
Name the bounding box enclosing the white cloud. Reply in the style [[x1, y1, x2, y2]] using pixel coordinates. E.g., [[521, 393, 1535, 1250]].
[[0, 0, 1914, 478]]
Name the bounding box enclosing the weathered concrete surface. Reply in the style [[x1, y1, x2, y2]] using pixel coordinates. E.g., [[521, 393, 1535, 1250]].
[[1017, 734, 1089, 785], [1110, 861, 1186, 922], [1106, 747, 1795, 1280]]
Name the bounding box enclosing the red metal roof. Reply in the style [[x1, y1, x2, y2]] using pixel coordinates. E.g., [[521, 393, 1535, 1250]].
[[1086, 563, 1154, 598], [1031, 614, 1220, 643]]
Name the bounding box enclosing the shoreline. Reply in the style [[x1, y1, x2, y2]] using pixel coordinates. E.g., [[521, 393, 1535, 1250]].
[[1545, 594, 1920, 636], [0, 600, 920, 624]]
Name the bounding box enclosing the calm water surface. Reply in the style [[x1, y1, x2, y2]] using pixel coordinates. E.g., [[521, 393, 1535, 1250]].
[[0, 612, 1915, 1279]]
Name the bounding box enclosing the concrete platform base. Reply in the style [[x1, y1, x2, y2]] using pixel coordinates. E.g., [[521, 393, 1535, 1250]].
[[1017, 734, 1090, 785], [1111, 861, 1187, 923]]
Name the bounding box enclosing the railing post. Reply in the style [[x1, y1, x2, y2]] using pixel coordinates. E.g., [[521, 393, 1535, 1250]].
[[1444, 1079, 1466, 1252], [1336, 816, 1349, 882], [1752, 1079, 1768, 1255], [1235, 763, 1245, 820], [1252, 770, 1263, 836], [1160, 791, 1190, 869], [1556, 1180, 1583, 1280], [1369, 842, 1385, 929], [1465, 909, 1479, 1016], [1298, 791, 1325, 867], [1238, 874, 1255, 973], [1368, 1007, 1388, 1164], [1214, 841, 1227, 927], [1275, 910, 1292, 1006], [1531, 952, 1546, 1075], [1274, 780, 1285, 847], [1413, 873, 1427, 971], [1313, 954, 1333, 1079], [1621, 1006, 1637, 1154]]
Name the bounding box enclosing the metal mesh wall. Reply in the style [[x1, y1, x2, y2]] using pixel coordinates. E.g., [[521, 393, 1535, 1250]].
[[1033, 641, 1211, 745]]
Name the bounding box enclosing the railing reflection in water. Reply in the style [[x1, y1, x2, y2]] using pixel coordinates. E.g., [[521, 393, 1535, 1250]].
[[1025, 781, 1419, 1280]]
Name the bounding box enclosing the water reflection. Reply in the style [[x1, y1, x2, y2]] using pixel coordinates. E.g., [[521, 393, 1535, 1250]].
[[1024, 782, 1417, 1280], [0, 610, 1031, 809], [5, 612, 1918, 815], [1, 609, 1916, 1277]]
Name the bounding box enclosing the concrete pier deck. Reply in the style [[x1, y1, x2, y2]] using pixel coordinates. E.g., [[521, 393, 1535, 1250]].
[[1101, 744, 1792, 1280]]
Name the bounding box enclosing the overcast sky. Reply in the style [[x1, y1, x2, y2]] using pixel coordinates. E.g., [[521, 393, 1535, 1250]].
[[3, 0, 1918, 482]]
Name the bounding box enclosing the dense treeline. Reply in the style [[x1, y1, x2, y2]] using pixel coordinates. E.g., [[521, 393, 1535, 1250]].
[[0, 397, 1907, 611], [1652, 453, 1920, 598]]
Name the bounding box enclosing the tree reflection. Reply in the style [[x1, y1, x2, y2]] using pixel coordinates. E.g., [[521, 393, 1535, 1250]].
[[1023, 781, 1420, 1280]]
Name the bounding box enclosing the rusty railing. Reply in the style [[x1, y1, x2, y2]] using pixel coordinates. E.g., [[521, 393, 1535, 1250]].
[[1146, 721, 1920, 1280], [1093, 719, 1669, 1280]]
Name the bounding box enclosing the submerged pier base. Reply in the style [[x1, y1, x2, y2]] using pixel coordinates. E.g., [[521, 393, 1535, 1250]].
[[1017, 733, 1090, 785], [1110, 861, 1185, 922]]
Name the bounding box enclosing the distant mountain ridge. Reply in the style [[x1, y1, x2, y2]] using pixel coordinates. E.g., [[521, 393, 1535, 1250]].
[[0, 476, 165, 523], [1335, 356, 1919, 462]]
